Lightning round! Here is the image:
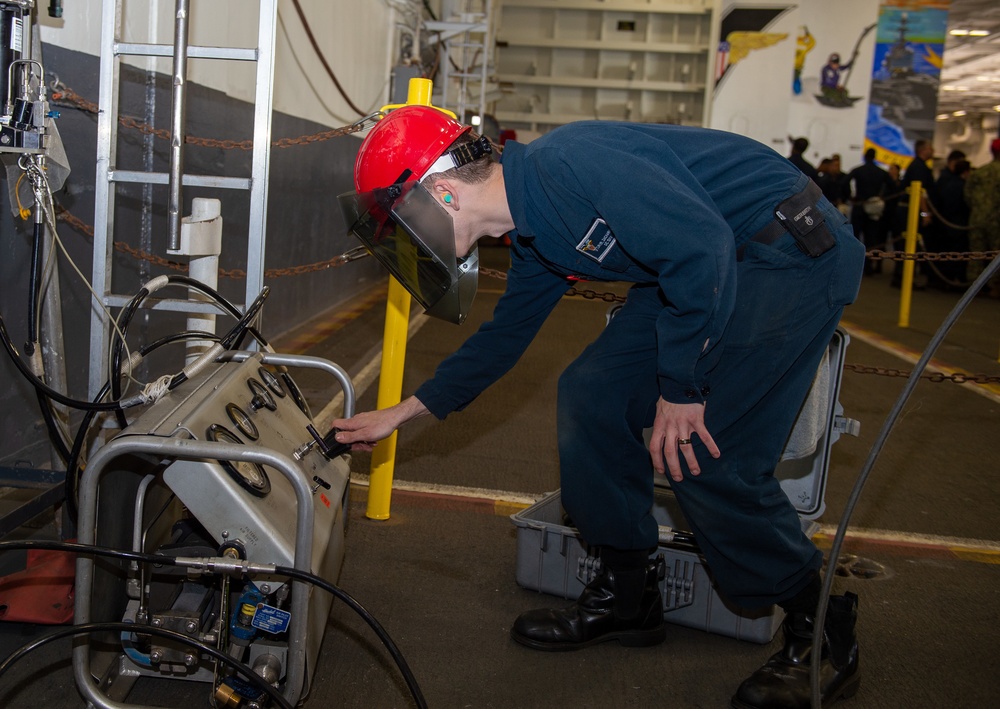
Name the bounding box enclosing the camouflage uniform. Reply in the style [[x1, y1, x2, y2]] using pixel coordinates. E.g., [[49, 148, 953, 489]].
[[964, 159, 1000, 285]]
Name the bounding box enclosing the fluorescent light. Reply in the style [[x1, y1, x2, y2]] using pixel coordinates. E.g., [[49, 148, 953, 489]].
[[936, 114, 950, 120], [470, 115, 482, 126], [950, 29, 970, 36], [969, 30, 989, 37], [953, 110, 967, 116]]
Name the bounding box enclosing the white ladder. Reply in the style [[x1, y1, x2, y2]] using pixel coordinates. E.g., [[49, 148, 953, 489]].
[[426, 0, 494, 124], [88, 0, 278, 398]]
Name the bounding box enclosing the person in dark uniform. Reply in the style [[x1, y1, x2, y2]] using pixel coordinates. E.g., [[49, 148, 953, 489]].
[[892, 139, 935, 287], [929, 151, 969, 289], [335, 106, 865, 709], [788, 136, 820, 183], [847, 148, 894, 274]]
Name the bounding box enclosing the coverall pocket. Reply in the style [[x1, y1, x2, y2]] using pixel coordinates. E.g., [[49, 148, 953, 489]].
[[727, 238, 809, 349]]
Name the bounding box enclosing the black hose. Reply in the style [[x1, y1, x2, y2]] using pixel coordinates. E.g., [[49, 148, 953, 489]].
[[0, 540, 427, 708], [35, 388, 71, 464], [0, 622, 293, 709], [809, 252, 1000, 707], [26, 219, 43, 350], [275, 565, 428, 709], [63, 331, 223, 523], [108, 287, 150, 428], [0, 312, 124, 412]]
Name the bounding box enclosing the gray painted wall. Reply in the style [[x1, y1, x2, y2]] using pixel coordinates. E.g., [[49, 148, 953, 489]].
[[0, 44, 383, 466]]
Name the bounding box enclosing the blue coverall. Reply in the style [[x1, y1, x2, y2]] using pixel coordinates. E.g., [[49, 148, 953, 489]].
[[415, 123, 865, 609]]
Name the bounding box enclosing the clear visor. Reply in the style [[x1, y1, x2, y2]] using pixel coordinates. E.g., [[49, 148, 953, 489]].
[[338, 181, 478, 325]]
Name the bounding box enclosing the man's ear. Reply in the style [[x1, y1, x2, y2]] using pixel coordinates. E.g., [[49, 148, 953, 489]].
[[431, 180, 458, 209]]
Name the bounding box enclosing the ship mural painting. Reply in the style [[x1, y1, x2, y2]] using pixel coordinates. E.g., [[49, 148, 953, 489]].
[[865, 1, 951, 166]]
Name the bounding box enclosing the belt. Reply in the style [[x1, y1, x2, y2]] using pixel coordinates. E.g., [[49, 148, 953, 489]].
[[738, 180, 830, 259]]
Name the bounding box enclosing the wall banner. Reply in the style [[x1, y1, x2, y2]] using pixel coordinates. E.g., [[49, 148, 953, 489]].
[[864, 1, 951, 166]]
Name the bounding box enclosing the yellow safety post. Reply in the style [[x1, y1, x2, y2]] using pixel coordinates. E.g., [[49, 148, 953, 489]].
[[897, 180, 922, 329], [366, 77, 448, 520]]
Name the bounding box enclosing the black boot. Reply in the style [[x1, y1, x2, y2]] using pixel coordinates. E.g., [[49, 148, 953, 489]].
[[731, 592, 860, 709], [510, 552, 665, 651]]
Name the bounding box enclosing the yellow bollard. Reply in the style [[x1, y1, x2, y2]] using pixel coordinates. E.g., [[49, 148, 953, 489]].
[[367, 277, 411, 520], [366, 78, 451, 520], [897, 181, 922, 329]]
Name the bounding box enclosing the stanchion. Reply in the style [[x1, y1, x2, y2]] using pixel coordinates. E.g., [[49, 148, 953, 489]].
[[897, 181, 922, 328], [366, 79, 451, 520]]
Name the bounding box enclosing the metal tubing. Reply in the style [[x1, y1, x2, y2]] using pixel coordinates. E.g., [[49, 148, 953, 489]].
[[89, 0, 124, 399], [221, 351, 357, 417], [897, 181, 922, 328], [73, 436, 315, 708], [167, 0, 191, 252], [245, 1, 278, 327]]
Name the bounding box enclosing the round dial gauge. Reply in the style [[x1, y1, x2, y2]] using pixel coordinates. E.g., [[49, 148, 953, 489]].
[[225, 402, 259, 440], [258, 367, 286, 398], [205, 423, 271, 496], [246, 377, 276, 411]]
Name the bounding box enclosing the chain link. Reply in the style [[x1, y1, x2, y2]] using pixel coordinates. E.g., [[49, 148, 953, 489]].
[[868, 248, 999, 262], [56, 205, 359, 278], [51, 84, 380, 150], [843, 364, 1000, 386]]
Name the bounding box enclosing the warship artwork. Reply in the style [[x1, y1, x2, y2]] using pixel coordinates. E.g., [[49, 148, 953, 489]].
[[868, 12, 940, 143]]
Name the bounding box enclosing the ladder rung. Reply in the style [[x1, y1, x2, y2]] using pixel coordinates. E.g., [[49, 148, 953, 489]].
[[115, 42, 258, 62], [105, 294, 245, 315], [110, 170, 252, 191]]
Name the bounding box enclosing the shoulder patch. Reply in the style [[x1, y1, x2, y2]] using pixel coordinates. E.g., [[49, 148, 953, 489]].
[[576, 218, 617, 263]]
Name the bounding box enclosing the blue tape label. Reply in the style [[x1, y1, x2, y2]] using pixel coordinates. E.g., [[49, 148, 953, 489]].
[[251, 603, 291, 634]]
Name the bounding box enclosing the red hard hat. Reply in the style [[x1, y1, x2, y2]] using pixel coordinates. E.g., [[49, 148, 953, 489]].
[[354, 105, 472, 193]]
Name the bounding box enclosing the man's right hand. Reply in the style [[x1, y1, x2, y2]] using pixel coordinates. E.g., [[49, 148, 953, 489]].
[[330, 396, 431, 452]]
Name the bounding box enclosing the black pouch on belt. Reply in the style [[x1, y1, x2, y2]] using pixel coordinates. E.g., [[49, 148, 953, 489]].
[[774, 182, 836, 257]]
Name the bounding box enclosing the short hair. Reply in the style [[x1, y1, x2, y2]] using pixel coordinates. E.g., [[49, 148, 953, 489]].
[[792, 137, 809, 153], [864, 148, 877, 161], [946, 149, 966, 163], [914, 139, 930, 152], [422, 132, 498, 187]]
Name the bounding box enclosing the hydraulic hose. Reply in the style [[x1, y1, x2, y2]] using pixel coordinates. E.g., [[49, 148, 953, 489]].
[[26, 219, 43, 352], [0, 312, 125, 412], [809, 252, 1000, 708], [35, 388, 71, 464], [274, 564, 429, 709], [63, 330, 223, 523], [0, 622, 292, 709], [0, 539, 428, 709]]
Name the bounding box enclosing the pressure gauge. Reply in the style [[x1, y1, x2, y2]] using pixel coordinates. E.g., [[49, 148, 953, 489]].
[[258, 366, 286, 398], [205, 423, 271, 496], [225, 402, 259, 440], [247, 377, 276, 412]]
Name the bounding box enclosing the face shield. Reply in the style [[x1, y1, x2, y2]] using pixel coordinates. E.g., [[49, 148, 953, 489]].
[[338, 180, 478, 325]]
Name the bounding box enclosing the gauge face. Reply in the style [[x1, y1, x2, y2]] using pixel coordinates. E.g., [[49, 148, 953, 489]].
[[247, 377, 276, 411], [258, 367, 286, 398], [205, 423, 271, 496], [226, 402, 259, 440]]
